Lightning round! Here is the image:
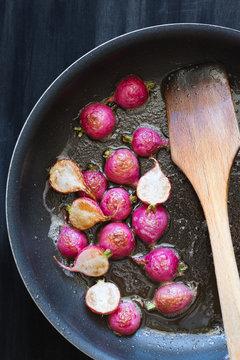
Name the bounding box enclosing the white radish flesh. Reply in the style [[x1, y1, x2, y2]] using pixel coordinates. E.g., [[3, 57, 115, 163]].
[[136, 158, 171, 206], [49, 159, 95, 198], [86, 281, 121, 314]]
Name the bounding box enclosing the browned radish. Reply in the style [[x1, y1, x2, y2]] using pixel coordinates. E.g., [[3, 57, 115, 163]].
[[67, 197, 111, 231], [54, 245, 112, 277], [49, 159, 95, 199], [108, 301, 141, 335], [136, 158, 171, 211], [85, 280, 121, 315], [145, 282, 197, 315]]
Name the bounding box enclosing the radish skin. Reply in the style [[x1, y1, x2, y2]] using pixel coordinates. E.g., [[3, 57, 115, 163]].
[[80, 103, 116, 140], [108, 301, 141, 335], [99, 222, 135, 259], [123, 127, 169, 157], [100, 188, 132, 220], [78, 170, 107, 201], [146, 282, 197, 315], [114, 76, 149, 109], [132, 247, 184, 282], [104, 148, 139, 187], [132, 204, 168, 246], [57, 225, 87, 258]]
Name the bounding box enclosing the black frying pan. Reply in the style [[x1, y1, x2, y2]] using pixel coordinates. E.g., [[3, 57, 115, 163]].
[[6, 24, 240, 360]]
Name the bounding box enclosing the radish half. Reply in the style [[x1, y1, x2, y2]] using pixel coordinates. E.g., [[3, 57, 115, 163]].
[[49, 159, 95, 199], [54, 245, 112, 277], [85, 280, 121, 315], [136, 157, 171, 210], [67, 197, 111, 231]]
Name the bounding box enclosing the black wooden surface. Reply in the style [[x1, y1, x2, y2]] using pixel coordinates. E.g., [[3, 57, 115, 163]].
[[1, 1, 240, 359]]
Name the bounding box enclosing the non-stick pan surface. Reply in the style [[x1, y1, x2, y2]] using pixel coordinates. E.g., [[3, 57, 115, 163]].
[[6, 24, 240, 360]]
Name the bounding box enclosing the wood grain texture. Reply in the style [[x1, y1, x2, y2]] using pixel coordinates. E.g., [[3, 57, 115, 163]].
[[164, 64, 240, 360], [1, 1, 240, 359]]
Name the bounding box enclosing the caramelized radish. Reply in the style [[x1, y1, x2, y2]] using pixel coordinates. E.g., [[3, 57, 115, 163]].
[[145, 282, 197, 315], [122, 127, 169, 157], [131, 247, 187, 282], [136, 158, 171, 210], [108, 301, 141, 335], [85, 280, 121, 315], [113, 75, 152, 109], [79, 168, 107, 201], [104, 148, 139, 187], [100, 188, 132, 220], [57, 224, 87, 258], [132, 204, 168, 246], [80, 103, 116, 140], [54, 245, 112, 277], [49, 159, 95, 199], [99, 222, 135, 259], [67, 197, 111, 231]]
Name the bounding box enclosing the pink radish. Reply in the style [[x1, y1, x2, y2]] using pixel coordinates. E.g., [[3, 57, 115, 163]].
[[122, 127, 169, 157], [67, 197, 112, 231], [132, 204, 168, 246], [136, 157, 171, 211], [99, 222, 135, 259], [79, 103, 116, 140], [57, 224, 87, 258], [54, 245, 112, 277], [79, 168, 107, 201], [104, 148, 139, 187], [146, 282, 197, 315], [108, 301, 141, 335], [132, 247, 187, 282], [113, 75, 153, 109], [100, 188, 132, 220], [85, 280, 121, 315], [49, 159, 95, 199]]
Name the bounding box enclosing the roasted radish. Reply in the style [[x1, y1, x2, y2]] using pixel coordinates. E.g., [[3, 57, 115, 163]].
[[132, 247, 187, 282], [145, 282, 197, 315], [122, 127, 169, 157], [85, 280, 121, 315], [54, 245, 112, 277], [104, 148, 139, 187], [113, 75, 152, 109], [57, 224, 87, 258], [136, 158, 171, 210], [67, 197, 111, 231], [132, 204, 168, 246], [80, 103, 116, 140], [99, 222, 135, 259], [100, 188, 132, 220], [79, 168, 107, 201], [108, 301, 141, 335], [49, 159, 95, 199]]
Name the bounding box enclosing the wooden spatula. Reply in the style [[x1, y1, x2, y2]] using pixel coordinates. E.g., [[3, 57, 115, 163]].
[[163, 63, 240, 360]]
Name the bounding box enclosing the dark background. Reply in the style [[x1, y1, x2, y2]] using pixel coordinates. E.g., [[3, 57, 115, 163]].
[[1, 1, 239, 359]]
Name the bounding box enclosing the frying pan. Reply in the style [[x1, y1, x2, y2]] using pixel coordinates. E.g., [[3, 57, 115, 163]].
[[6, 24, 240, 360]]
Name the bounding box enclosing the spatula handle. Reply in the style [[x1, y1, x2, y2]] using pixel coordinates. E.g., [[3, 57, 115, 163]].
[[204, 195, 240, 360]]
